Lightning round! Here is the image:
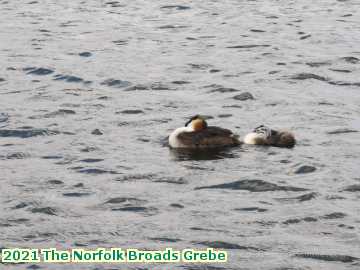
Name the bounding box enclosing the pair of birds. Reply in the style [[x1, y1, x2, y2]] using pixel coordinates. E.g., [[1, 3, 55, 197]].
[[169, 115, 295, 149]]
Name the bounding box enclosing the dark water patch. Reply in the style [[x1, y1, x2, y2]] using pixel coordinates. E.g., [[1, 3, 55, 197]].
[[112, 39, 128, 45], [105, 1, 125, 7], [269, 70, 280, 74], [283, 217, 317, 225], [73, 183, 84, 188], [171, 80, 190, 85], [290, 73, 328, 81], [30, 207, 57, 216], [11, 202, 29, 209], [326, 195, 346, 200], [266, 15, 279, 19], [300, 34, 311, 40], [306, 61, 331, 67], [188, 63, 212, 70], [250, 29, 266, 32], [118, 109, 144, 114], [171, 148, 237, 161], [91, 129, 103, 135], [0, 78, 5, 82], [327, 128, 357, 135], [293, 165, 316, 174], [5, 152, 30, 159], [190, 227, 211, 232], [80, 158, 104, 163], [149, 237, 181, 243], [63, 192, 91, 197], [340, 56, 359, 64], [218, 114, 232, 118], [208, 87, 240, 93], [343, 184, 360, 192], [338, 224, 355, 229], [328, 80, 360, 87], [138, 137, 150, 142], [181, 265, 230, 270], [79, 52, 92, 57], [223, 104, 242, 108], [125, 84, 149, 91], [233, 92, 254, 101], [26, 67, 54, 75], [160, 5, 190, 10], [126, 83, 172, 91], [170, 203, 184, 208], [277, 192, 318, 202], [152, 177, 187, 185], [27, 265, 42, 270], [234, 207, 268, 212], [80, 146, 99, 152], [209, 69, 221, 73], [40, 109, 76, 118], [318, 101, 334, 105], [195, 179, 307, 192], [195, 241, 262, 251], [7, 218, 30, 224], [42, 155, 62, 160], [329, 68, 352, 73], [116, 173, 157, 182], [321, 212, 346, 219], [104, 197, 145, 205], [253, 220, 278, 227], [227, 44, 270, 49], [97, 96, 110, 100], [53, 74, 84, 83], [203, 83, 222, 88], [101, 79, 131, 88], [47, 179, 64, 185], [295, 253, 358, 263], [159, 25, 188, 29], [76, 168, 119, 175], [0, 128, 59, 138], [59, 21, 79, 27], [112, 206, 157, 214]]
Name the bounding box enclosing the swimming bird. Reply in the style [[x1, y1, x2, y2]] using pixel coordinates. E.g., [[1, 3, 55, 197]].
[[169, 115, 240, 149], [243, 125, 296, 148]]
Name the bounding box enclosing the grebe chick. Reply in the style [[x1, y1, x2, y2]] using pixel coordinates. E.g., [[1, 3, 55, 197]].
[[243, 125, 295, 148], [169, 115, 240, 149]]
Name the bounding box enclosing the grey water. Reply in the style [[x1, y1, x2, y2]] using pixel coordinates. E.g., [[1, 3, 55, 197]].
[[1, 0, 360, 269]]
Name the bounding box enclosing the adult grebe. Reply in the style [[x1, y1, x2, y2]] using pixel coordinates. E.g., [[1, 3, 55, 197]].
[[169, 115, 240, 149]]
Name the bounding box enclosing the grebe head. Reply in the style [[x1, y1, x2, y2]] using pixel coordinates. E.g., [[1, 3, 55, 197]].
[[253, 125, 273, 138], [185, 115, 208, 131]]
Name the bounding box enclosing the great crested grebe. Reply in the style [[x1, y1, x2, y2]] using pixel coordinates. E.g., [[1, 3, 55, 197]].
[[243, 125, 296, 148], [169, 115, 240, 149]]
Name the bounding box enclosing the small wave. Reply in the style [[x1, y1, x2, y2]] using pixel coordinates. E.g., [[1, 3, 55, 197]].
[[25, 67, 54, 75], [195, 241, 263, 251], [0, 128, 59, 138], [295, 253, 358, 263], [195, 179, 307, 192]]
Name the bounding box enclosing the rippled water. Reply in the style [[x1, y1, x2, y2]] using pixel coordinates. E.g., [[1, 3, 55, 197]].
[[1, 0, 360, 269]]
